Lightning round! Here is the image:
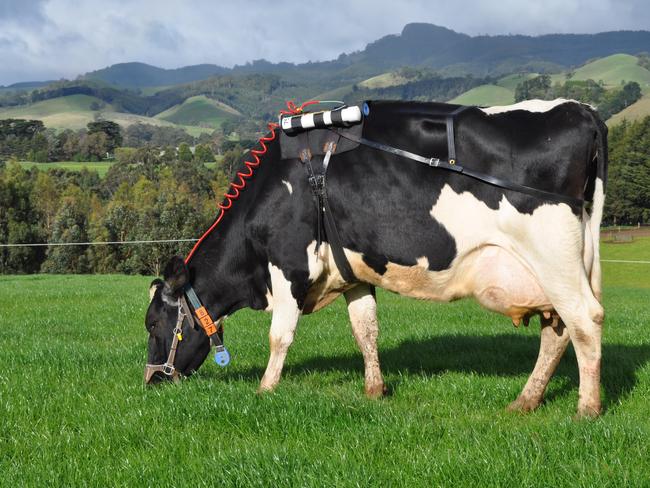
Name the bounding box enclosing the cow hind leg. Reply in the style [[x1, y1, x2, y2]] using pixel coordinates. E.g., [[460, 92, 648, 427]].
[[258, 265, 302, 393], [508, 317, 570, 412], [535, 274, 603, 417], [344, 284, 386, 398], [515, 213, 604, 417]]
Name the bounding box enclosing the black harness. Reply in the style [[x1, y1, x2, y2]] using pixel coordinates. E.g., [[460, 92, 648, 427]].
[[280, 102, 585, 284]]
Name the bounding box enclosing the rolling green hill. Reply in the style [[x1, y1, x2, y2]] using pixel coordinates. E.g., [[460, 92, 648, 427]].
[[570, 54, 650, 92], [496, 73, 538, 91], [448, 84, 514, 106], [83, 62, 228, 89], [154, 95, 241, 128], [359, 72, 410, 89], [607, 93, 650, 125], [0, 94, 214, 133]]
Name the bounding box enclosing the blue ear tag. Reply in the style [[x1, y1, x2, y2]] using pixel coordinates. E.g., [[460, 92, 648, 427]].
[[362, 102, 370, 116], [214, 347, 230, 367]]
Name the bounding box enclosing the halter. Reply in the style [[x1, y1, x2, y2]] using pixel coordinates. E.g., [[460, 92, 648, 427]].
[[144, 285, 228, 383]]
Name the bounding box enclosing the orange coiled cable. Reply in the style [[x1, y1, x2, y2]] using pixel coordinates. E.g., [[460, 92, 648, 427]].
[[185, 100, 318, 263]]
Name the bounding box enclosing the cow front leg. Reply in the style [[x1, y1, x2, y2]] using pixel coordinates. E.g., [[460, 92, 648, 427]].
[[508, 316, 570, 412], [344, 284, 386, 398], [258, 265, 302, 393]]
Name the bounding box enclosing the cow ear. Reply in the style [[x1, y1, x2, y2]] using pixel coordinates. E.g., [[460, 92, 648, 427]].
[[149, 278, 164, 302], [163, 256, 189, 297]]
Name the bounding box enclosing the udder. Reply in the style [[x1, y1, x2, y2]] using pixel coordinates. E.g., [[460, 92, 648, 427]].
[[468, 246, 553, 325]]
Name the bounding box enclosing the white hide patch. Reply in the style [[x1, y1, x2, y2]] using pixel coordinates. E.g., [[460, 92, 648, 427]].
[[282, 180, 293, 195], [429, 184, 588, 310], [429, 184, 580, 260], [149, 284, 159, 302], [268, 263, 300, 313], [481, 98, 586, 115]]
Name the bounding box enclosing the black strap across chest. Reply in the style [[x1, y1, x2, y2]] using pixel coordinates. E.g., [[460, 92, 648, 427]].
[[297, 131, 357, 283]]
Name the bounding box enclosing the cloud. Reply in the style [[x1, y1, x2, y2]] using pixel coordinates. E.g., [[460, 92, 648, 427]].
[[0, 0, 648, 85]]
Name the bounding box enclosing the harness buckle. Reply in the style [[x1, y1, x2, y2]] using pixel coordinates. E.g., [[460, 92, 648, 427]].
[[162, 363, 175, 376], [308, 174, 325, 195], [428, 157, 440, 167]]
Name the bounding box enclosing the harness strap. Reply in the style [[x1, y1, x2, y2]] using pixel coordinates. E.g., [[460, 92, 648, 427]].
[[300, 136, 357, 283], [446, 105, 468, 164], [331, 129, 584, 208]]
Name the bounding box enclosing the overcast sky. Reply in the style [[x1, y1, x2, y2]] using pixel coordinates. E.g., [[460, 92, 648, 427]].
[[0, 0, 648, 85]]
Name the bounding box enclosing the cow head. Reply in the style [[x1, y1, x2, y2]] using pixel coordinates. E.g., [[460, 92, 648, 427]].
[[143, 256, 211, 384]]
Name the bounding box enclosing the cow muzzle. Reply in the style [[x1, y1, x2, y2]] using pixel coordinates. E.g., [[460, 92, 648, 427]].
[[144, 362, 181, 384]]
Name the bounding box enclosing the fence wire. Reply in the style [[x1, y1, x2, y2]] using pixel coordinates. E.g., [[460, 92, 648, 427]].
[[0, 238, 198, 248]]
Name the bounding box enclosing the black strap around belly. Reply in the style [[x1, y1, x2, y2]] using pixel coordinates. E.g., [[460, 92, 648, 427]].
[[331, 125, 584, 208]]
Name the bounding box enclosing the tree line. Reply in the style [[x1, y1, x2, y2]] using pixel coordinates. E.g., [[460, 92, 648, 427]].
[[0, 151, 232, 275], [515, 75, 642, 119], [0, 117, 259, 163]]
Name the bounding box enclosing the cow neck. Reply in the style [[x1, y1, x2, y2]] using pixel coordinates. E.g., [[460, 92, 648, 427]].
[[186, 209, 253, 320]]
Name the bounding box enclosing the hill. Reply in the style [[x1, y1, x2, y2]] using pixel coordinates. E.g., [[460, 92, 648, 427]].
[[82, 62, 228, 89], [448, 84, 514, 106], [154, 95, 241, 128], [0, 94, 186, 131], [608, 93, 650, 125], [77, 24, 650, 89], [570, 54, 650, 91]]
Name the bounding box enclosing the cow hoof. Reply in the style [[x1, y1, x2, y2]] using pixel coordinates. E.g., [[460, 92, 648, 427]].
[[575, 404, 601, 419], [506, 396, 541, 413], [365, 383, 387, 399], [256, 383, 276, 395]]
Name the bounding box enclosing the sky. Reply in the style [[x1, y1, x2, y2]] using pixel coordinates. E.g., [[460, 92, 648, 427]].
[[0, 0, 648, 85]]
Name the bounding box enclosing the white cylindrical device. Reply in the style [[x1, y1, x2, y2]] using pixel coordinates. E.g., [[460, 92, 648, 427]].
[[281, 105, 362, 134]]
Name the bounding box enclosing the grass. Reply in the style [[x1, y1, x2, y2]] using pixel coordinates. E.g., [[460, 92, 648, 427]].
[[17, 160, 220, 177], [155, 95, 240, 129], [0, 94, 204, 132], [358, 72, 409, 89], [17, 160, 115, 177], [607, 93, 650, 126], [448, 84, 515, 106], [1, 243, 649, 485], [496, 73, 539, 91], [600, 236, 650, 288], [570, 54, 650, 93]]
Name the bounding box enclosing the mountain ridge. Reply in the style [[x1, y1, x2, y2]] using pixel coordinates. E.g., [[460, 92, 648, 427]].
[[74, 23, 650, 89]]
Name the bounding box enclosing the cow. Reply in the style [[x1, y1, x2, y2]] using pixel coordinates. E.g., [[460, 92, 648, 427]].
[[144, 98, 608, 417]]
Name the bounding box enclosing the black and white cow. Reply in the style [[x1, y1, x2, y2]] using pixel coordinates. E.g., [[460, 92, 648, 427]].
[[145, 98, 608, 417]]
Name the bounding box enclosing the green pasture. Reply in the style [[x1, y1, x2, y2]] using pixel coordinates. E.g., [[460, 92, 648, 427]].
[[17, 160, 114, 177], [17, 159, 221, 177], [155, 95, 241, 129], [570, 54, 650, 93], [1, 241, 649, 485], [449, 84, 515, 106], [0, 94, 208, 133]]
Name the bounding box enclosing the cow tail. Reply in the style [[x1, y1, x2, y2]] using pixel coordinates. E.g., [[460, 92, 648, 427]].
[[584, 116, 608, 302]]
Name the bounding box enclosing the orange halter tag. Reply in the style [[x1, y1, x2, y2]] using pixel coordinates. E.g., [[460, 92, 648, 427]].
[[194, 306, 218, 336]]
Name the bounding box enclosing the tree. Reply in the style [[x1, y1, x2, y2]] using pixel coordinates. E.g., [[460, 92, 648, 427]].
[[0, 163, 45, 272], [604, 117, 650, 224], [80, 131, 109, 161], [220, 145, 244, 178], [515, 75, 552, 102], [87, 120, 122, 154], [193, 144, 214, 162], [41, 185, 90, 273], [31, 172, 60, 235], [178, 143, 193, 162]]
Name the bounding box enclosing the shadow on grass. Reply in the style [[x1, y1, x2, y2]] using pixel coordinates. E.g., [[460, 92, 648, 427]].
[[207, 333, 650, 411]]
